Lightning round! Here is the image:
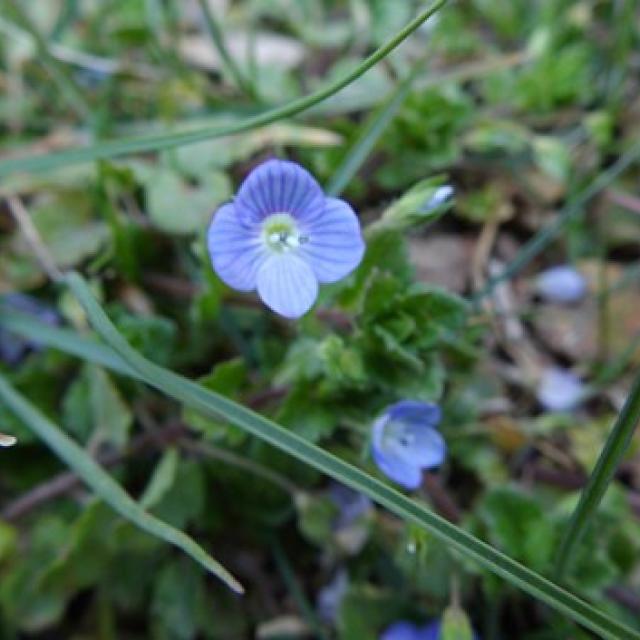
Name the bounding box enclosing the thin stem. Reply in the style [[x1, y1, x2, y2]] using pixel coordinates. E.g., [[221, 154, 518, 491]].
[[5, 195, 63, 282], [197, 0, 260, 101], [180, 439, 299, 497], [272, 538, 328, 640], [554, 368, 640, 580], [0, 0, 450, 177]]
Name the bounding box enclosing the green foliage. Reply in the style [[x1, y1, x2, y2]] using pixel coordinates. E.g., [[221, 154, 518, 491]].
[[2, 0, 640, 638]]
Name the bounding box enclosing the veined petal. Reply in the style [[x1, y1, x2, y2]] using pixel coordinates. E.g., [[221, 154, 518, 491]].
[[235, 159, 325, 223], [372, 446, 423, 490], [387, 400, 442, 429], [207, 203, 265, 291], [301, 197, 365, 283], [256, 253, 318, 318]]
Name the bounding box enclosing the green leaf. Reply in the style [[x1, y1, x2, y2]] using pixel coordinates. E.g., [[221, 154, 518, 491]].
[[140, 448, 180, 510], [0, 372, 242, 594], [151, 559, 204, 640], [61, 271, 640, 640], [143, 167, 230, 234], [479, 486, 555, 572]]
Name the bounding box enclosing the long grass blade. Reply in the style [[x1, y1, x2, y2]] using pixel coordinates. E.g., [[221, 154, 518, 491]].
[[554, 369, 640, 580], [59, 271, 638, 640], [0, 372, 243, 594], [0, 0, 448, 177]]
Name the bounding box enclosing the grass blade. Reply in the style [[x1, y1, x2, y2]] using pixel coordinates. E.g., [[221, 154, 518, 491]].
[[326, 61, 421, 197], [554, 369, 640, 580], [0, 372, 243, 594], [0, 0, 448, 177], [196, 0, 259, 101], [59, 271, 638, 640]]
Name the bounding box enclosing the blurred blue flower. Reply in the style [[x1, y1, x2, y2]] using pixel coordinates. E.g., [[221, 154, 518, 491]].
[[380, 620, 440, 640], [0, 293, 60, 365], [381, 619, 479, 640], [537, 367, 586, 412], [371, 401, 446, 490], [207, 159, 365, 318], [535, 265, 587, 303], [317, 569, 348, 622], [329, 482, 373, 530]]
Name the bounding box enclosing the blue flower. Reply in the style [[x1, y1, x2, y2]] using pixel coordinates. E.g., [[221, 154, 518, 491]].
[[0, 293, 60, 365], [537, 367, 586, 412], [207, 159, 365, 318], [328, 482, 373, 554], [380, 620, 440, 640], [317, 569, 349, 623], [371, 401, 446, 490], [381, 619, 479, 640], [535, 265, 587, 303]]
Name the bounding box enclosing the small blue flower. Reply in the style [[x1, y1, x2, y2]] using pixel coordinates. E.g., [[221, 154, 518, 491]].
[[380, 620, 440, 640], [537, 367, 586, 412], [207, 159, 365, 318], [0, 293, 60, 365], [381, 619, 479, 640], [371, 401, 446, 490], [535, 265, 587, 303], [317, 569, 349, 623]]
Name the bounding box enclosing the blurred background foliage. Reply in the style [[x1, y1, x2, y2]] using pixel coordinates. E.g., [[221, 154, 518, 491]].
[[1, 0, 640, 638]]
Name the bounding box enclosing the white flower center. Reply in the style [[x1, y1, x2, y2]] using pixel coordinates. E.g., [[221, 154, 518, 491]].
[[262, 213, 308, 253], [381, 420, 415, 451]]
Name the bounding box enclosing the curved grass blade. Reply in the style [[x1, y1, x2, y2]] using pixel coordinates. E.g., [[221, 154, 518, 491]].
[[0, 0, 448, 178], [0, 373, 243, 594], [63, 271, 638, 640], [554, 369, 640, 580]]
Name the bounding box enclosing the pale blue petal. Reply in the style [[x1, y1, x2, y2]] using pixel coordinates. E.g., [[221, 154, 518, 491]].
[[536, 265, 587, 303], [207, 203, 266, 291], [537, 367, 585, 412], [235, 159, 325, 224], [372, 445, 423, 490], [256, 253, 318, 318], [387, 400, 442, 429], [419, 621, 442, 640], [395, 424, 446, 469], [300, 197, 365, 283]]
